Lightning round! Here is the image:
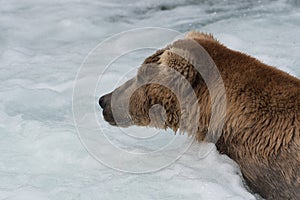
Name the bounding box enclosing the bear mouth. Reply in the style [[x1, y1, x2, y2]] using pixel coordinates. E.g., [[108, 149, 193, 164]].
[[102, 109, 132, 127], [107, 120, 117, 126]]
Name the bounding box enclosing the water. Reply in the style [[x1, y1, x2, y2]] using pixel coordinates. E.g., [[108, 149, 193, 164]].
[[0, 0, 299, 199]]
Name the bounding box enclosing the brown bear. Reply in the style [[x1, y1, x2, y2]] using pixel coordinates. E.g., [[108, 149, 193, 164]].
[[99, 31, 300, 200]]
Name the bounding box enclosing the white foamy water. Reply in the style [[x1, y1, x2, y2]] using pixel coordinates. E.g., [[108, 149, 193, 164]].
[[1, 0, 299, 199]]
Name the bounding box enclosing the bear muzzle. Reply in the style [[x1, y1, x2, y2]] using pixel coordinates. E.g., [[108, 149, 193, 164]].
[[99, 93, 117, 126], [99, 93, 111, 109]]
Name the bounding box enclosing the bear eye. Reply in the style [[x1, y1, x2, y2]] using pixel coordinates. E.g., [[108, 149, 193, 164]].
[[136, 73, 144, 84], [137, 65, 149, 83], [137, 64, 160, 84]]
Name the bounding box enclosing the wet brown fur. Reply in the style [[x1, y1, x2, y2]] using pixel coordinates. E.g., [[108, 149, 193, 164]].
[[100, 31, 300, 199]]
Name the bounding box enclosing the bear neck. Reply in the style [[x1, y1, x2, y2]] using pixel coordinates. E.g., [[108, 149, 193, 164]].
[[193, 39, 300, 162]]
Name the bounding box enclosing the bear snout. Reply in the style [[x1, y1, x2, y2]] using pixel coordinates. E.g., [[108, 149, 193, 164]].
[[99, 93, 112, 109], [102, 106, 116, 125], [99, 93, 117, 125]]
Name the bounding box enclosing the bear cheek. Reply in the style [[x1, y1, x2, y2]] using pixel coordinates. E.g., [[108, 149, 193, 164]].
[[149, 88, 180, 131], [164, 102, 180, 132], [128, 89, 151, 126]]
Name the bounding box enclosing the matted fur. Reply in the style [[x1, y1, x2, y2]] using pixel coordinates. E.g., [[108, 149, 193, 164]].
[[99, 31, 300, 199]]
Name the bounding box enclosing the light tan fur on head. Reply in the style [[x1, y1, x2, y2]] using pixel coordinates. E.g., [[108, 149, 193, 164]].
[[185, 30, 216, 42]]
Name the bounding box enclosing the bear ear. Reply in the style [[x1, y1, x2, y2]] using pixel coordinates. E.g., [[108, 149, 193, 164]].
[[185, 31, 216, 42], [143, 49, 165, 65], [157, 46, 199, 85], [158, 38, 219, 86]]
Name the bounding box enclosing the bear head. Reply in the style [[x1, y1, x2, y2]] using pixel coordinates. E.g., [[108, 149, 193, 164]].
[[99, 31, 221, 141]]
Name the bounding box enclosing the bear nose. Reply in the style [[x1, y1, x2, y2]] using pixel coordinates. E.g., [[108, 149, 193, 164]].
[[99, 93, 112, 109], [99, 96, 105, 108]]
